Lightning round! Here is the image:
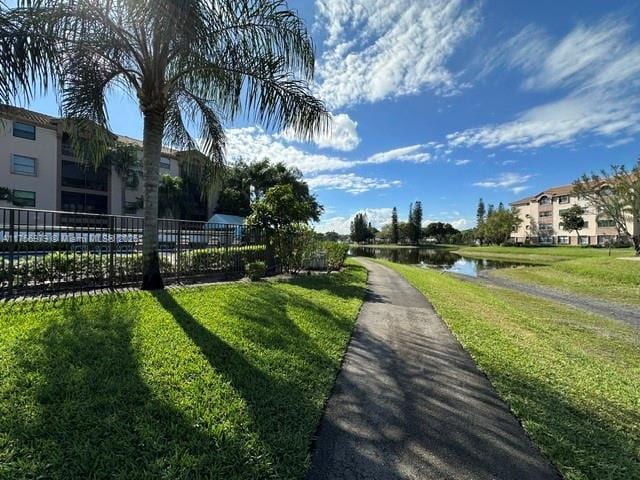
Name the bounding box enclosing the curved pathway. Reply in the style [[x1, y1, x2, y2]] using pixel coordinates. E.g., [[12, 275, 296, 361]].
[[306, 258, 559, 480], [477, 272, 640, 329]]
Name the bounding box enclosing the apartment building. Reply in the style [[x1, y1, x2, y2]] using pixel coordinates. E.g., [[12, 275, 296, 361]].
[[0, 105, 185, 217], [510, 183, 639, 246]]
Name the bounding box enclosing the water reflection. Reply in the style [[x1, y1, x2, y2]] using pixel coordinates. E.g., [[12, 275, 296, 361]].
[[349, 246, 529, 278]]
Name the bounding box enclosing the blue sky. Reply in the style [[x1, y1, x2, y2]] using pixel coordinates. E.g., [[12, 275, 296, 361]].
[[24, 0, 640, 233]]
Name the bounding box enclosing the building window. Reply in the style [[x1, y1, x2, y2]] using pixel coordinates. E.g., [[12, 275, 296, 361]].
[[579, 236, 590, 245], [558, 195, 570, 204], [539, 211, 552, 217], [11, 154, 37, 176], [539, 196, 552, 205], [583, 221, 589, 228], [597, 219, 616, 228], [12, 190, 36, 207], [598, 235, 615, 246], [160, 157, 171, 170], [558, 236, 569, 245], [61, 160, 109, 191], [61, 191, 108, 214], [13, 121, 36, 140]]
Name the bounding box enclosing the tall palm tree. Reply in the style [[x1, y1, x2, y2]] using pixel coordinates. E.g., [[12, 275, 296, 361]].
[[0, 0, 328, 289]]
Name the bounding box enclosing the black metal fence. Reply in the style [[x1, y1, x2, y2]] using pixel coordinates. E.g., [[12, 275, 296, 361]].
[[0, 207, 272, 298]]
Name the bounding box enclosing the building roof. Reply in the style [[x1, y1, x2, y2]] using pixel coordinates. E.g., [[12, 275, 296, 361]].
[[207, 213, 246, 225], [510, 195, 535, 206], [0, 104, 59, 129], [117, 135, 181, 159], [0, 105, 195, 158], [510, 182, 575, 206]]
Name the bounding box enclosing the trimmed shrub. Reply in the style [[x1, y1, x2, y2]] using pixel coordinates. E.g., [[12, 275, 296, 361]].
[[245, 261, 266, 281], [325, 242, 349, 272]]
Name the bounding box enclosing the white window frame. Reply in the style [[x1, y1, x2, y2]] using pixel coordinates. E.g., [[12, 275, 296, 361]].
[[160, 157, 171, 170], [558, 195, 570, 204], [579, 236, 590, 245], [13, 121, 36, 140], [558, 236, 569, 245], [11, 154, 38, 176]]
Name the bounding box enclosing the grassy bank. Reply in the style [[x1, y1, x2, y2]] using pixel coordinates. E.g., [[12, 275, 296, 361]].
[[350, 243, 455, 249], [0, 262, 367, 479], [494, 256, 640, 306], [454, 245, 633, 265], [380, 261, 640, 480]]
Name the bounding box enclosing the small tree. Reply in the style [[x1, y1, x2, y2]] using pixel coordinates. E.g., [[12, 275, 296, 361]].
[[424, 222, 459, 244], [248, 184, 322, 272], [482, 208, 522, 245], [391, 207, 399, 244], [350, 213, 372, 243], [412, 201, 423, 244], [560, 205, 586, 244], [574, 162, 640, 255], [476, 198, 486, 227]]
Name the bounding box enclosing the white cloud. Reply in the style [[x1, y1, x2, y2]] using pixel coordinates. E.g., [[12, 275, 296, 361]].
[[279, 113, 361, 151], [315, 0, 481, 108], [316, 207, 394, 234], [307, 173, 402, 195], [226, 126, 353, 174], [227, 127, 437, 174], [473, 172, 532, 194], [454, 159, 470, 165], [450, 15, 640, 149], [363, 144, 432, 164]]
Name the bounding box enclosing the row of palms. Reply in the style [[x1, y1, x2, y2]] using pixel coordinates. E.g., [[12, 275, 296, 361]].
[[0, 0, 328, 289]]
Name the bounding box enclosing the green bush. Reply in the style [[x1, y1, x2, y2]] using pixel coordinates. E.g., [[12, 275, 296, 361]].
[[324, 242, 349, 272], [245, 261, 266, 281]]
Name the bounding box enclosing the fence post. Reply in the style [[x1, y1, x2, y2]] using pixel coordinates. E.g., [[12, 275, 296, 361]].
[[176, 222, 182, 282], [109, 216, 115, 287], [8, 209, 15, 292]]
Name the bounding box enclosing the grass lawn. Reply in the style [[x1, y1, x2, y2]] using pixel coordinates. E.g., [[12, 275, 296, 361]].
[[0, 261, 367, 479], [380, 261, 640, 480]]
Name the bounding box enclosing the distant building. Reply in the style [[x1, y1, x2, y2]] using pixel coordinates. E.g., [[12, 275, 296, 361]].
[[0, 105, 201, 218], [510, 183, 639, 246]]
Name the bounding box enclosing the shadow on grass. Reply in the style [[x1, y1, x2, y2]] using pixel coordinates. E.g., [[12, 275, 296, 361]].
[[151, 279, 360, 479], [0, 296, 271, 479], [0, 267, 366, 478]]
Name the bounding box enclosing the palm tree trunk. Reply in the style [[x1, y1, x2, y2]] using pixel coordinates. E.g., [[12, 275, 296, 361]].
[[141, 110, 165, 290]]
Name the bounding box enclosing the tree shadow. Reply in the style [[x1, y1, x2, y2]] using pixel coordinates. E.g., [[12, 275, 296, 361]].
[[0, 296, 271, 479], [307, 315, 639, 479], [152, 289, 330, 479]]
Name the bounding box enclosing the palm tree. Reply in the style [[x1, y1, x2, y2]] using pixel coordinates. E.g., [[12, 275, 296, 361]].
[[108, 143, 141, 215], [1, 0, 328, 289]]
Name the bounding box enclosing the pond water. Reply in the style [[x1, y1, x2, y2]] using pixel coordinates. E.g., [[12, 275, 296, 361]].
[[349, 246, 531, 278]]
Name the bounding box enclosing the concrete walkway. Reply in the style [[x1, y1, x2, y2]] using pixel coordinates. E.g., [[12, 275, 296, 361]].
[[306, 258, 559, 480]]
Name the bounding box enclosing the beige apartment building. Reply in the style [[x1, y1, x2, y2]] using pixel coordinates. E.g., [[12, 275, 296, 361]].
[[0, 105, 187, 218], [510, 183, 639, 246]]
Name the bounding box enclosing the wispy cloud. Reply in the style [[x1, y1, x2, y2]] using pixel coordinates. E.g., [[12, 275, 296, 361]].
[[315, 0, 481, 108], [363, 144, 432, 164], [449, 15, 640, 150], [307, 173, 402, 195], [454, 159, 471, 165], [473, 172, 532, 194]]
